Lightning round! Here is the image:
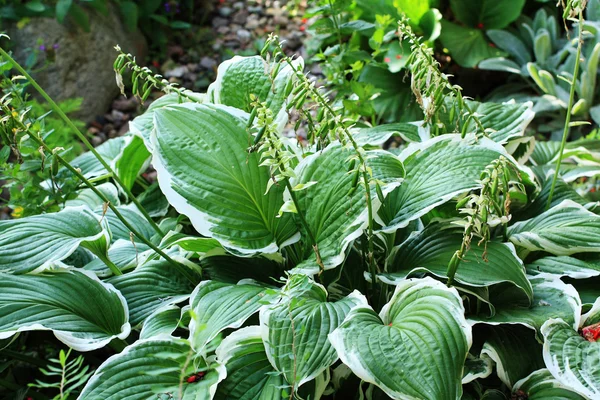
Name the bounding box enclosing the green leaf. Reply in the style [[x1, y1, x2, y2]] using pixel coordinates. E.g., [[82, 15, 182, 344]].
[[470, 274, 581, 337], [207, 56, 303, 124], [140, 305, 183, 339], [0, 206, 110, 274], [354, 123, 421, 147], [0, 269, 129, 351], [541, 319, 600, 399], [450, 0, 525, 29], [55, 0, 72, 23], [137, 182, 170, 218], [189, 280, 275, 351], [84, 239, 151, 278], [329, 277, 471, 400], [385, 223, 533, 302], [152, 103, 298, 254], [65, 182, 120, 209], [394, 0, 430, 23], [261, 276, 367, 389], [463, 353, 493, 384], [380, 135, 526, 232], [99, 205, 155, 244], [114, 135, 151, 190], [486, 29, 532, 65], [292, 144, 404, 272], [25, 1, 45, 12], [79, 337, 226, 399], [481, 325, 544, 387], [108, 259, 199, 326], [508, 200, 600, 256], [68, 3, 90, 31], [200, 254, 285, 285], [526, 256, 600, 279], [512, 369, 587, 400], [215, 326, 287, 399], [440, 21, 506, 68], [119, 1, 138, 31]]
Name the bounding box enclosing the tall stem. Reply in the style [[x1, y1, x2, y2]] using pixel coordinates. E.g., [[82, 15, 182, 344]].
[[546, 10, 584, 209], [285, 181, 325, 275], [0, 47, 164, 237]]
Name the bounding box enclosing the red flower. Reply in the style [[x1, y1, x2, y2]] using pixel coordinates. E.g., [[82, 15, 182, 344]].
[[384, 57, 391, 63], [300, 25, 306, 31], [582, 322, 600, 342], [477, 22, 484, 29], [302, 17, 308, 24], [396, 54, 402, 59]]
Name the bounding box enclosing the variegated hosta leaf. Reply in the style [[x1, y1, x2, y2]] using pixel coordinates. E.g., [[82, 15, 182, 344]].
[[386, 224, 532, 302], [129, 92, 204, 151], [470, 274, 581, 337], [526, 256, 600, 279], [542, 318, 600, 399], [108, 259, 199, 326], [159, 232, 223, 256], [79, 337, 226, 400], [329, 277, 472, 400], [261, 276, 367, 389], [380, 134, 533, 233], [137, 182, 171, 218], [462, 353, 493, 384], [513, 369, 587, 400], [439, 99, 535, 144], [291, 144, 404, 272], [140, 305, 183, 340], [189, 280, 276, 351], [152, 103, 298, 254], [480, 325, 544, 387], [199, 254, 286, 285], [0, 269, 129, 351], [354, 122, 423, 147], [508, 200, 600, 256], [215, 326, 287, 399], [56, 136, 128, 180], [530, 139, 600, 166], [207, 55, 302, 125], [84, 239, 151, 278], [0, 206, 110, 274], [65, 182, 120, 209]]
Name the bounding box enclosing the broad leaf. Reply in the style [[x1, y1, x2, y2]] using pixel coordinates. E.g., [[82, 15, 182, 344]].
[[440, 21, 506, 68], [380, 134, 527, 232], [526, 256, 600, 279], [140, 305, 183, 339], [508, 200, 600, 256], [513, 369, 587, 400], [463, 353, 493, 384], [542, 318, 600, 399], [65, 183, 120, 209], [470, 274, 581, 336], [386, 224, 532, 302], [207, 55, 302, 125], [450, 0, 525, 29], [109, 259, 199, 326], [481, 325, 544, 387], [84, 239, 151, 278], [292, 144, 404, 272], [98, 205, 155, 244], [189, 280, 275, 351], [0, 206, 110, 274], [152, 103, 298, 254], [215, 326, 287, 399], [114, 135, 151, 190], [329, 277, 472, 400], [261, 276, 367, 389], [0, 269, 129, 351], [79, 337, 226, 400]]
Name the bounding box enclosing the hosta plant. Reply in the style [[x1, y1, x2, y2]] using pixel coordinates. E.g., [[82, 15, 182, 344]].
[[1, 11, 600, 400]]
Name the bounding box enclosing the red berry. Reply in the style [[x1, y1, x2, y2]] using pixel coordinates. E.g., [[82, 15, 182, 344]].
[[477, 22, 484, 29], [302, 18, 308, 24], [300, 25, 306, 32]]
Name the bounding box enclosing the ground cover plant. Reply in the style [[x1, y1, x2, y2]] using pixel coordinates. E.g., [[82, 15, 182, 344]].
[[1, 0, 600, 399]]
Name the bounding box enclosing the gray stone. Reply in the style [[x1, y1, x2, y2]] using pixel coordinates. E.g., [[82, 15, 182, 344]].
[[246, 15, 261, 30], [164, 65, 188, 78], [233, 2, 244, 10], [232, 10, 248, 25], [212, 17, 229, 28], [200, 56, 217, 70], [7, 4, 146, 123], [219, 6, 233, 17], [237, 29, 252, 44]]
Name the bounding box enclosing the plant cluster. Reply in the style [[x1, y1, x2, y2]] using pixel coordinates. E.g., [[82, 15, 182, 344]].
[[1, 2, 600, 400]]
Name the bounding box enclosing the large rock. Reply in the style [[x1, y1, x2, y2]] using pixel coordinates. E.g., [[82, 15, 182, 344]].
[[7, 5, 146, 123]]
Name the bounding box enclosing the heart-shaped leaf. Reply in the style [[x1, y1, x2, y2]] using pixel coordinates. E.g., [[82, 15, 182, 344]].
[[329, 277, 472, 400], [513, 369, 587, 400], [152, 103, 298, 254]]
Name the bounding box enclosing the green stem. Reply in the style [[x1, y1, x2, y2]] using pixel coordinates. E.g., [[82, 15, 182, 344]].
[[24, 127, 198, 284], [0, 350, 46, 368], [285, 181, 325, 276], [0, 47, 164, 238], [96, 253, 123, 276], [546, 11, 584, 210]]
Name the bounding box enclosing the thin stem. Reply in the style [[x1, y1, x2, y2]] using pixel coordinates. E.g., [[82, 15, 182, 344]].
[[285, 181, 325, 276], [546, 11, 584, 209], [0, 47, 164, 238], [23, 126, 198, 284], [95, 253, 123, 276], [0, 349, 46, 368]]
